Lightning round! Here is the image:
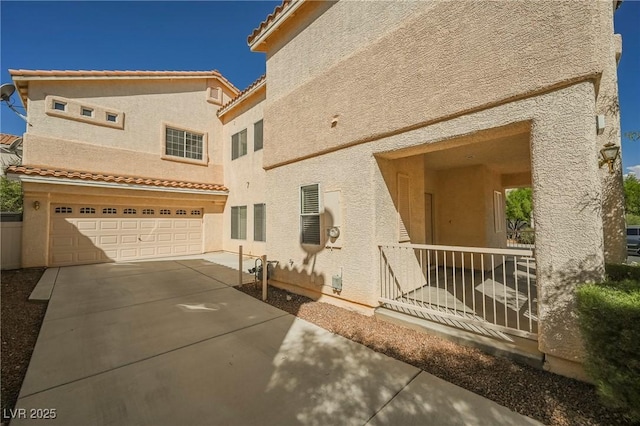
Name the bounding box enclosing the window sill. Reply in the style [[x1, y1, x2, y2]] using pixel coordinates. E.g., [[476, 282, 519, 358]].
[[161, 155, 208, 166]]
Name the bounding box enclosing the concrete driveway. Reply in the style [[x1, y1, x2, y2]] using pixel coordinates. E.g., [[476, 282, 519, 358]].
[[13, 256, 541, 425]]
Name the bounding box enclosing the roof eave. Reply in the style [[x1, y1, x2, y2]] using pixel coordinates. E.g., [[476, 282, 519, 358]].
[[249, 0, 305, 52], [217, 79, 266, 118], [9, 70, 240, 107]]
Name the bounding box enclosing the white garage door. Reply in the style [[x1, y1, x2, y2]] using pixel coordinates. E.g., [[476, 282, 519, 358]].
[[49, 204, 203, 266]]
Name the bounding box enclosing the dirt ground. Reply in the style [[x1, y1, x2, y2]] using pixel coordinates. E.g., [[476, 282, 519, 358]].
[[1, 268, 47, 425]]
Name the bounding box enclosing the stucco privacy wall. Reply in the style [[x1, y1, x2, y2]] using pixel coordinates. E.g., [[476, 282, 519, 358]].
[[221, 94, 267, 256], [21, 182, 225, 267], [264, 1, 612, 169], [267, 82, 604, 375], [23, 79, 230, 182]]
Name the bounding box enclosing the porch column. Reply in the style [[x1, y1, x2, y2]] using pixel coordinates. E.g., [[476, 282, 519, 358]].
[[531, 81, 605, 380]]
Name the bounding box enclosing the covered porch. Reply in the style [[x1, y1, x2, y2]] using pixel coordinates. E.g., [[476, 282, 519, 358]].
[[374, 123, 538, 346]]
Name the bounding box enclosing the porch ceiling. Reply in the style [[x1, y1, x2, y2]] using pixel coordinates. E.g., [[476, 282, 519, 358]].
[[423, 132, 531, 174]]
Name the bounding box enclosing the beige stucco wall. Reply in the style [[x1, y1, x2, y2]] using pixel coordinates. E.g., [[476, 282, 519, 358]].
[[23, 79, 231, 184], [220, 94, 267, 257], [596, 3, 625, 263], [20, 181, 225, 268], [264, 1, 614, 169], [266, 81, 604, 378]]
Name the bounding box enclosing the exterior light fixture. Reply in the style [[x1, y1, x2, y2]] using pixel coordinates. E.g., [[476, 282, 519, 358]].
[[599, 142, 620, 174], [33, 201, 40, 211]]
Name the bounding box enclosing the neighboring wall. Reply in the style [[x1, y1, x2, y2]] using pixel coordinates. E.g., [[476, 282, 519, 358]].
[[220, 93, 267, 257], [264, 1, 615, 168], [23, 79, 233, 184]]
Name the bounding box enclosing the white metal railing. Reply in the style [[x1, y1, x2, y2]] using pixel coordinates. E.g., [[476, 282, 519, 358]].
[[379, 243, 537, 339]]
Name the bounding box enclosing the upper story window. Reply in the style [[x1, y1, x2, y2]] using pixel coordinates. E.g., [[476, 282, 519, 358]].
[[53, 101, 66, 111], [45, 95, 124, 130], [165, 127, 204, 161], [254, 120, 263, 151], [231, 129, 247, 160]]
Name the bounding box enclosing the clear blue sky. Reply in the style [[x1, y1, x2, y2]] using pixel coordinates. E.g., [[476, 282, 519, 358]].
[[1, 1, 638, 172]]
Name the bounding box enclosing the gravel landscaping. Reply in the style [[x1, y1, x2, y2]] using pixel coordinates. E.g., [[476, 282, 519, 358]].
[[236, 282, 630, 426], [1, 268, 47, 425]]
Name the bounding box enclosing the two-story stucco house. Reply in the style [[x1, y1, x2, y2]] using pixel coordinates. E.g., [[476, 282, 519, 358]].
[[8, 70, 238, 266], [6, 0, 624, 380]]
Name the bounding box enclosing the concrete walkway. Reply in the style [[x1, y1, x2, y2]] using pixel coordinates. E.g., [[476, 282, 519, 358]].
[[14, 256, 541, 425]]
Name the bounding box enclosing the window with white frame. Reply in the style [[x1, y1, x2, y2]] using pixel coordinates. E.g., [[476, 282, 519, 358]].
[[254, 203, 266, 242], [231, 129, 247, 160], [165, 127, 204, 160], [254, 120, 263, 151], [300, 184, 320, 245], [231, 206, 247, 239]]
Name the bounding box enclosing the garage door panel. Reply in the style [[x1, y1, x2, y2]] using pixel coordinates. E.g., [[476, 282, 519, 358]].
[[49, 204, 203, 266], [99, 235, 118, 245], [121, 221, 139, 230], [121, 235, 139, 244], [157, 233, 172, 242], [174, 233, 188, 241], [76, 221, 98, 231], [79, 236, 98, 247], [51, 236, 74, 248], [77, 251, 100, 262], [51, 252, 74, 265], [157, 246, 172, 255], [100, 221, 119, 230]]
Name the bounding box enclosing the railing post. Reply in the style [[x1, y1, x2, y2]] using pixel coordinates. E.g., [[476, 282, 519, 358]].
[[262, 254, 268, 301], [238, 245, 243, 286]]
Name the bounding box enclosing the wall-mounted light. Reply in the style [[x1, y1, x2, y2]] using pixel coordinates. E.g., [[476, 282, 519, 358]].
[[33, 201, 40, 211], [599, 142, 620, 174]]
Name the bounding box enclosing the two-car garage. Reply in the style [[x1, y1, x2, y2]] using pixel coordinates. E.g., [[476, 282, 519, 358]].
[[49, 203, 204, 266]]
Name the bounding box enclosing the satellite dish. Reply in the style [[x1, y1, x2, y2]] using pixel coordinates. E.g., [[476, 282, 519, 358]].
[[8, 137, 22, 151], [0, 83, 16, 102]]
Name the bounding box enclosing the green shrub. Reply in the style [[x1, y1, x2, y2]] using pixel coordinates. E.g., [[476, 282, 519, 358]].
[[605, 263, 640, 282], [626, 214, 640, 226], [0, 176, 22, 212], [576, 281, 640, 422]]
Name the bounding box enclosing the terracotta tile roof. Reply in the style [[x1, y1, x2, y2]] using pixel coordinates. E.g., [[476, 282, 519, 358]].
[[0, 133, 21, 146], [7, 166, 228, 192], [11, 69, 222, 78], [248, 0, 294, 44], [217, 75, 266, 117]]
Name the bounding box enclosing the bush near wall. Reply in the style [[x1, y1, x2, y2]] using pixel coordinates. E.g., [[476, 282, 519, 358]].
[[0, 176, 23, 212], [576, 279, 640, 422], [605, 263, 640, 282]]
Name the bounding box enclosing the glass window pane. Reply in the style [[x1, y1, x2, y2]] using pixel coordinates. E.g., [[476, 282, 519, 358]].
[[254, 120, 263, 151]]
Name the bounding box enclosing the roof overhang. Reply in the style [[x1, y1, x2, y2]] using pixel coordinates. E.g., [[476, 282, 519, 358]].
[[12, 174, 229, 197], [9, 69, 240, 108], [217, 76, 266, 118], [248, 0, 306, 52]]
